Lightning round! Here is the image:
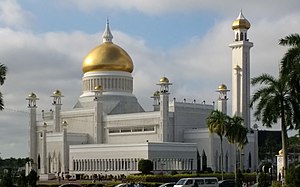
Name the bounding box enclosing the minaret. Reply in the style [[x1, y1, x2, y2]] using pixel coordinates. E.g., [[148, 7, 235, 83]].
[[26, 92, 39, 171], [216, 84, 230, 114], [51, 90, 63, 132], [61, 121, 69, 174], [41, 123, 47, 174], [151, 90, 160, 111], [229, 10, 253, 130], [157, 76, 172, 142], [93, 85, 103, 144]]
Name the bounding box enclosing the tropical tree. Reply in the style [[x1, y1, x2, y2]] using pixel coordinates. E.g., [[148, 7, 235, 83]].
[[0, 63, 7, 110], [279, 33, 300, 132], [207, 110, 229, 180], [226, 115, 248, 180], [250, 73, 293, 181]]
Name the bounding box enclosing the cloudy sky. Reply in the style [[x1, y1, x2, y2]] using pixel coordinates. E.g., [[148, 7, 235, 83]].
[[0, 0, 299, 158]]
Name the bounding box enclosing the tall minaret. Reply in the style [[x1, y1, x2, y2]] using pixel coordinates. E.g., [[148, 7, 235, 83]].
[[216, 84, 230, 114], [51, 90, 63, 132], [157, 76, 172, 142], [61, 121, 69, 174], [229, 11, 253, 130], [26, 92, 39, 171]]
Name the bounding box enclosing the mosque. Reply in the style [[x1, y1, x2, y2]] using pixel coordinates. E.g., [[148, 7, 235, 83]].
[[25, 11, 258, 180]]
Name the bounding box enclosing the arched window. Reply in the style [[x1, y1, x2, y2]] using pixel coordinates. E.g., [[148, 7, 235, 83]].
[[240, 32, 244, 41], [202, 150, 207, 171], [248, 152, 252, 168], [236, 33, 239, 41], [37, 154, 41, 169]]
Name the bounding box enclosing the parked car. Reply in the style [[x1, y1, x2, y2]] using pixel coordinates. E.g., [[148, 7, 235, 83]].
[[174, 177, 219, 187], [58, 184, 82, 187], [159, 182, 176, 187], [115, 184, 130, 187], [218, 180, 235, 187], [114, 183, 135, 187]]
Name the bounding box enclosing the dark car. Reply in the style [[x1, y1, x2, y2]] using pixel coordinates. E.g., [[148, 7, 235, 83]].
[[58, 184, 82, 187], [218, 180, 235, 187], [158, 182, 176, 187]]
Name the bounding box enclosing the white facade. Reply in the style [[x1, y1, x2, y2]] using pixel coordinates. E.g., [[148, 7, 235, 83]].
[[26, 13, 258, 179]]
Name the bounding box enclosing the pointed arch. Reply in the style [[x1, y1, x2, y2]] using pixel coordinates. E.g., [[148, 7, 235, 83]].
[[48, 153, 52, 173], [37, 154, 41, 169], [240, 32, 244, 41], [58, 152, 61, 173], [197, 151, 201, 173], [248, 152, 252, 169], [201, 150, 207, 171]]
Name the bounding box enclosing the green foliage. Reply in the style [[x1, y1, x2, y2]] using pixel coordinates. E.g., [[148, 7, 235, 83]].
[[138, 159, 153, 174], [0, 169, 13, 187], [235, 169, 244, 187], [27, 169, 38, 187], [285, 164, 300, 187], [271, 181, 282, 187], [257, 172, 270, 187], [0, 63, 7, 110]]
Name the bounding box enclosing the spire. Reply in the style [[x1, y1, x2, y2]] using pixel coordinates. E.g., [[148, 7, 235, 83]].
[[237, 9, 245, 20], [102, 18, 113, 43]]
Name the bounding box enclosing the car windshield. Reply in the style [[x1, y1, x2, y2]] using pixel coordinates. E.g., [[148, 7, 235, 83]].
[[205, 179, 217, 184], [176, 179, 186, 185]]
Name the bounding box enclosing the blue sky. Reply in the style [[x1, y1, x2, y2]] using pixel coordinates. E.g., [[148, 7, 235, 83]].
[[0, 0, 299, 158]]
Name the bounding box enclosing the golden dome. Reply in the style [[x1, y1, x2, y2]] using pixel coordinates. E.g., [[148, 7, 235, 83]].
[[53, 90, 62, 97], [218, 84, 227, 91], [94, 85, 103, 91], [153, 90, 160, 97], [160, 76, 169, 84], [28, 92, 37, 98], [279, 149, 283, 155], [82, 43, 134, 73], [232, 11, 251, 30]]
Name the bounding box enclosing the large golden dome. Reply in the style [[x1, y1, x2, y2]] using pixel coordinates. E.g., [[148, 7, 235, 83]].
[[232, 11, 251, 30], [82, 42, 134, 73]]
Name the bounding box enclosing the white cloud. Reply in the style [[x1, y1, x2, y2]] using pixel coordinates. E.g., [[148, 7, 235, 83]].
[[66, 0, 300, 19], [0, 0, 33, 29]]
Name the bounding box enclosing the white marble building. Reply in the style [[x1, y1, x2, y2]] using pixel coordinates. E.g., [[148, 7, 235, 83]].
[[26, 12, 258, 180]]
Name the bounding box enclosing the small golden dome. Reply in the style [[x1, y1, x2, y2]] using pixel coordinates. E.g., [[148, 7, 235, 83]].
[[153, 90, 160, 97], [232, 11, 251, 30], [28, 92, 37, 98], [218, 84, 227, 91], [94, 85, 102, 91], [82, 43, 134, 73], [279, 149, 283, 155], [160, 76, 169, 84], [53, 90, 62, 97]]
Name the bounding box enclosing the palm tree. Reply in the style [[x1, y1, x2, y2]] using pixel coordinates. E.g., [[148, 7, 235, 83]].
[[207, 110, 229, 180], [226, 115, 248, 180], [279, 33, 300, 131], [0, 63, 7, 110], [250, 73, 292, 180]]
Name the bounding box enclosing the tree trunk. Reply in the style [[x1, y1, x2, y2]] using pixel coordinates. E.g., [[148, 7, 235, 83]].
[[234, 143, 237, 182], [239, 147, 243, 172], [220, 137, 224, 180], [280, 101, 288, 184]]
